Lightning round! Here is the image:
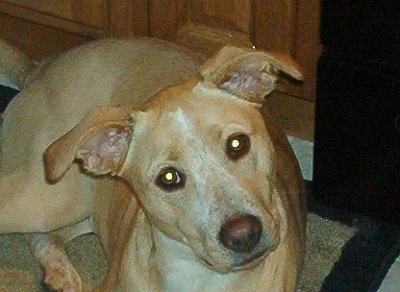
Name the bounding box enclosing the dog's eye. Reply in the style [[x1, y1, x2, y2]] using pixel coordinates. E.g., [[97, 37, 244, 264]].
[[156, 167, 185, 191], [226, 133, 251, 160]]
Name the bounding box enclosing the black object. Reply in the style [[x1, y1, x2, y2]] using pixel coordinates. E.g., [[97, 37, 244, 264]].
[[307, 180, 400, 291], [0, 85, 20, 112], [313, 1, 400, 222]]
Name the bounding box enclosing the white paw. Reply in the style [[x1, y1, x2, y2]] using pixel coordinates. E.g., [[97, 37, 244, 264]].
[[39, 244, 82, 292]]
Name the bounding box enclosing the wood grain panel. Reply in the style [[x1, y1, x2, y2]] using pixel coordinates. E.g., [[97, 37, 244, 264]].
[[265, 92, 314, 141], [71, 0, 108, 29], [189, 0, 251, 33], [296, 0, 321, 101], [149, 0, 186, 41], [108, 0, 149, 36], [253, 0, 320, 101], [149, 0, 252, 56], [130, 0, 150, 36], [0, 2, 104, 38], [252, 0, 301, 98], [0, 13, 92, 61], [252, 0, 297, 53], [177, 22, 251, 56], [4, 0, 107, 29]]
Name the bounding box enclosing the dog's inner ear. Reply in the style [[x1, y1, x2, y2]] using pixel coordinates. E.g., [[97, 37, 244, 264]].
[[76, 125, 132, 176], [44, 106, 134, 182], [218, 63, 277, 102], [201, 46, 304, 103]]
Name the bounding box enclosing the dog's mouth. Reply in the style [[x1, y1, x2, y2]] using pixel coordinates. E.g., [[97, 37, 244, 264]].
[[198, 246, 269, 272], [231, 246, 269, 270], [199, 256, 214, 268]]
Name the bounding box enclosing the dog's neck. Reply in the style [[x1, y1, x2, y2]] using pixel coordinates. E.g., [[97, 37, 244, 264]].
[[149, 227, 235, 292]]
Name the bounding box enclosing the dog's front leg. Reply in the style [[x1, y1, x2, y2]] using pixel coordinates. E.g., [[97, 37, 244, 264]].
[[27, 219, 93, 291]]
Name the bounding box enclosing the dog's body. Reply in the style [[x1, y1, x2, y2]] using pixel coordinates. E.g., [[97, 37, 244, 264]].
[[0, 38, 306, 291]]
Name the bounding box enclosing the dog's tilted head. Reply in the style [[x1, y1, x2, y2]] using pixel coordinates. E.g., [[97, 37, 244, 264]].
[[44, 46, 303, 273]]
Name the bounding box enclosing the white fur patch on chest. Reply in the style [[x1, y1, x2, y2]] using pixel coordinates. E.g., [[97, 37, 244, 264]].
[[153, 230, 233, 292]]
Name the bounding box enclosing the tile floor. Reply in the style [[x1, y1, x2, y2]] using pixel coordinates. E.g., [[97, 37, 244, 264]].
[[379, 242, 400, 291]]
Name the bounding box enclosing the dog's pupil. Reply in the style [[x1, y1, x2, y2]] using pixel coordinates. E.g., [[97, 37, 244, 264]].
[[163, 170, 178, 185], [164, 172, 174, 182], [156, 167, 185, 191], [231, 139, 241, 149], [226, 133, 250, 160]]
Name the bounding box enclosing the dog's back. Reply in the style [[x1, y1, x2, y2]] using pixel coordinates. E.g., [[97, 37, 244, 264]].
[[0, 38, 34, 88], [0, 38, 202, 233]]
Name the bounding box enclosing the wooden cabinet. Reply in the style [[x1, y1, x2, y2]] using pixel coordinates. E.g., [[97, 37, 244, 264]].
[[0, 0, 149, 59], [4, 0, 108, 29], [0, 0, 319, 103], [149, 0, 320, 101]]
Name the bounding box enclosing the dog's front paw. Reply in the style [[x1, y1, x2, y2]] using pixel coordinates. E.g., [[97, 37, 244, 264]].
[[38, 244, 82, 292]]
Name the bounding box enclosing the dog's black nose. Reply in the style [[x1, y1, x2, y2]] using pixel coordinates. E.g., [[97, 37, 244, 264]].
[[219, 214, 262, 253]]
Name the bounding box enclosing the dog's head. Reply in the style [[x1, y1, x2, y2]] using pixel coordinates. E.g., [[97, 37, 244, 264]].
[[44, 46, 304, 273]]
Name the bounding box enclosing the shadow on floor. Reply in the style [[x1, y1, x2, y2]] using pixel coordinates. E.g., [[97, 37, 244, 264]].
[[0, 84, 19, 112]]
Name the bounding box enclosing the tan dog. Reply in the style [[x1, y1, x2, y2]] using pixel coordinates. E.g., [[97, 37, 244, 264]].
[[0, 38, 306, 291]]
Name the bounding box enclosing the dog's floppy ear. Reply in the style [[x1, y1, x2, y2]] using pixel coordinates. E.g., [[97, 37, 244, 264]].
[[44, 106, 134, 183], [201, 46, 303, 103]]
